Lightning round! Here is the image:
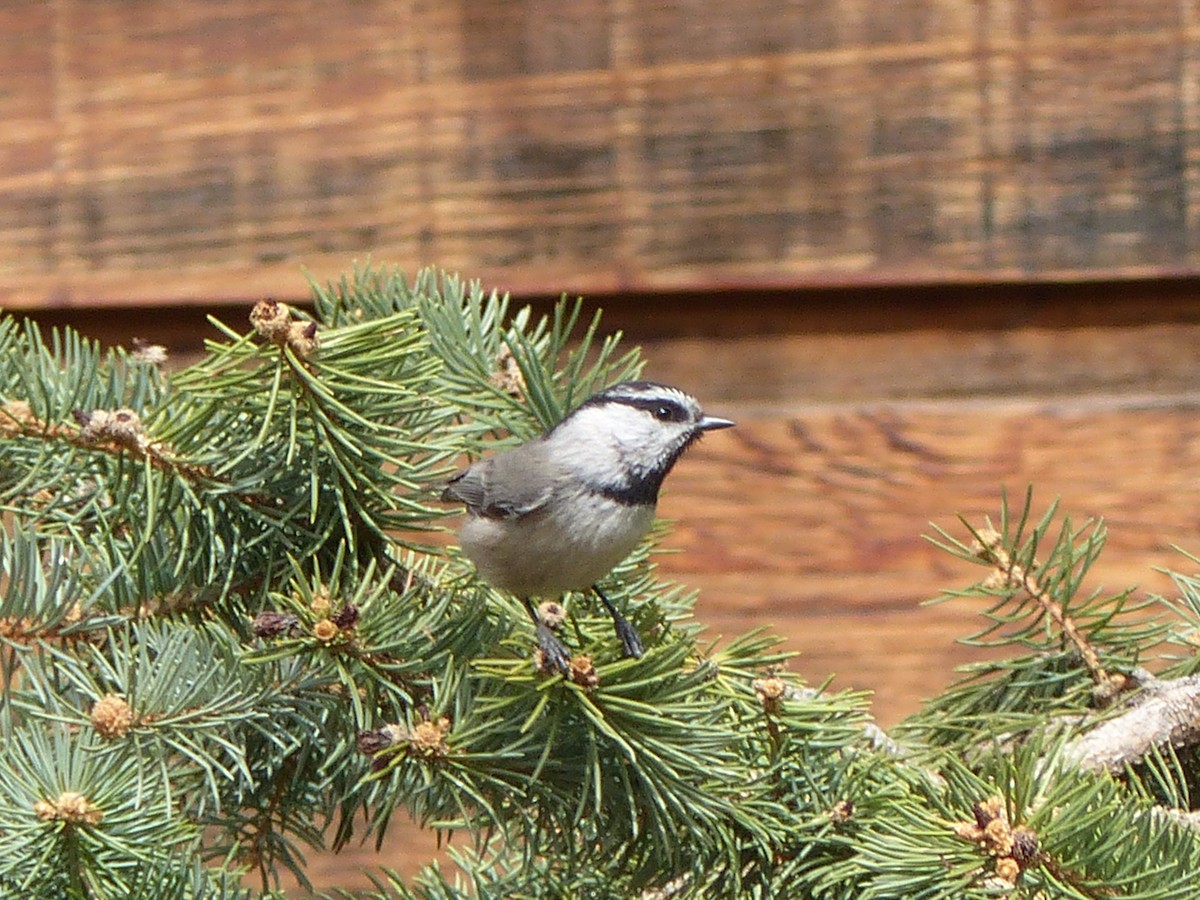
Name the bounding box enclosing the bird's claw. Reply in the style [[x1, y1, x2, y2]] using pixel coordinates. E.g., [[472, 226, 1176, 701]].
[[535, 622, 571, 674], [613, 614, 644, 659]]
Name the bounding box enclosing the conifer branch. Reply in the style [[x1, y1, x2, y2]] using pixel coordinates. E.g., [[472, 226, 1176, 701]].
[[971, 524, 1113, 689], [1063, 673, 1200, 773]]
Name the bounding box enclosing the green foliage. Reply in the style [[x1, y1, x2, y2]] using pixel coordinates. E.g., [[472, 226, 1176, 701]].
[[3, 267, 1200, 898], [905, 488, 1166, 751]]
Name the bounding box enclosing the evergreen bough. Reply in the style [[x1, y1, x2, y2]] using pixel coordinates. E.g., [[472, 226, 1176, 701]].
[[2, 266, 1199, 898]]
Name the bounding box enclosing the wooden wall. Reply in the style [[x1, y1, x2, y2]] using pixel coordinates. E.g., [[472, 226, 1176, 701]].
[[2, 1, 1199, 309]]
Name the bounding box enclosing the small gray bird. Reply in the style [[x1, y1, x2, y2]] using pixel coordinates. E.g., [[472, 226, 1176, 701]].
[[442, 380, 734, 672]]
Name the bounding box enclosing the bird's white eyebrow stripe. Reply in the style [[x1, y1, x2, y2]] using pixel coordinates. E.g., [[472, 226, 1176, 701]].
[[575, 381, 689, 409]]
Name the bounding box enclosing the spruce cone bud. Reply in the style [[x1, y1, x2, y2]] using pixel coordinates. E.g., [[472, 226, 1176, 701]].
[[312, 619, 339, 642], [250, 299, 293, 344], [358, 719, 450, 760], [310, 592, 332, 616], [993, 856, 1020, 885], [973, 795, 1005, 830], [1010, 826, 1039, 865], [249, 299, 318, 357], [34, 791, 104, 826], [90, 694, 135, 739], [488, 346, 525, 399], [536, 600, 565, 630], [828, 799, 855, 824], [357, 723, 406, 756], [753, 675, 787, 713], [287, 320, 319, 357], [970, 527, 1005, 559], [75, 407, 148, 451], [408, 717, 452, 757], [568, 655, 600, 690], [130, 338, 168, 366], [984, 816, 1014, 856]]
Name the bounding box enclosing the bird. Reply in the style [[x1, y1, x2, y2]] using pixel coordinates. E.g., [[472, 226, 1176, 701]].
[[441, 380, 735, 673]]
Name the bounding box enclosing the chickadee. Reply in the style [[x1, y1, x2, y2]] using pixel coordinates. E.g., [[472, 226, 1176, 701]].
[[442, 380, 734, 672]]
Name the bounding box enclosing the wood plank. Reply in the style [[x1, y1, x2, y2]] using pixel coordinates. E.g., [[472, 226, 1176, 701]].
[[2, 2, 1198, 308], [15, 300, 1200, 723], [657, 401, 1199, 721], [18, 277, 1200, 405]]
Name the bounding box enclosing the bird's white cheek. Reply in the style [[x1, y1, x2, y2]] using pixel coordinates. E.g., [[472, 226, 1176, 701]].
[[552, 406, 671, 472]]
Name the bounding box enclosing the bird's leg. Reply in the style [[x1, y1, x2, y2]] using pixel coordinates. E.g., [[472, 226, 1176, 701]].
[[523, 598, 570, 674], [569, 605, 587, 646], [593, 586, 644, 659]]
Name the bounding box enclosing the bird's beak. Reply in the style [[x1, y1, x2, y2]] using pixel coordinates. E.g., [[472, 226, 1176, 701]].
[[698, 415, 735, 431]]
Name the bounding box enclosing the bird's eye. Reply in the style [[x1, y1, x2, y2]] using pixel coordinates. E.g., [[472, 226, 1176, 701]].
[[631, 397, 687, 422]]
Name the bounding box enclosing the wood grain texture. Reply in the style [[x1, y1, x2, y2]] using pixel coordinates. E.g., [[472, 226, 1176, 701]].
[[657, 401, 1200, 720], [3, 1, 1199, 308]]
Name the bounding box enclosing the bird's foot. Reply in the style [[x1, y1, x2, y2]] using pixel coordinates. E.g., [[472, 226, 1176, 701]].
[[534, 622, 571, 674], [611, 611, 644, 659], [593, 586, 644, 659]]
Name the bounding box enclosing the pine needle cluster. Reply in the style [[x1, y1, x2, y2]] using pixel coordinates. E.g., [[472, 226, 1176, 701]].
[[2, 266, 1200, 898]]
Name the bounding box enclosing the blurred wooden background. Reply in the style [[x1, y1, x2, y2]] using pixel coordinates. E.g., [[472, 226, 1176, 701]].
[[5, 0, 1200, 892]]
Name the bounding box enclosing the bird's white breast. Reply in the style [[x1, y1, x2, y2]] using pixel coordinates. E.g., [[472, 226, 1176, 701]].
[[458, 490, 655, 598]]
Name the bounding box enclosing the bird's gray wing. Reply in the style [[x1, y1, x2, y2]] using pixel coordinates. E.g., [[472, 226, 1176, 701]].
[[441, 442, 555, 519]]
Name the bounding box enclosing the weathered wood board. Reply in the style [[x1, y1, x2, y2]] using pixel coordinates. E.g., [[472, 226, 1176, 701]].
[[659, 401, 1200, 718], [3, 2, 1198, 308]]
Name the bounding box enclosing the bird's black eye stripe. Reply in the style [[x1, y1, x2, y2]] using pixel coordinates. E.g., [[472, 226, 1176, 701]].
[[623, 397, 689, 423]]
